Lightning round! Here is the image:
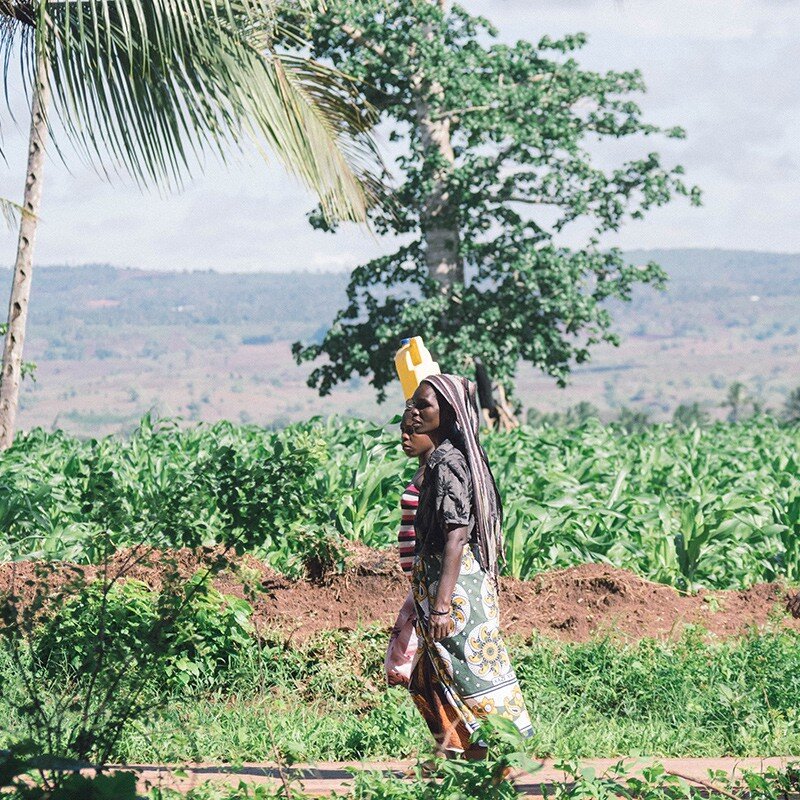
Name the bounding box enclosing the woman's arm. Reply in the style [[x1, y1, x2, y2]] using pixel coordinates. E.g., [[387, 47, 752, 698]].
[[429, 523, 468, 642]]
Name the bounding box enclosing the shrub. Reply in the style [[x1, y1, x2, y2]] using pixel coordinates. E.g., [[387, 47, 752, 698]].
[[34, 575, 254, 691]]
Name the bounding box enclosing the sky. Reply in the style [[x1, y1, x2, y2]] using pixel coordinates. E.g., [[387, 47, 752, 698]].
[[0, 0, 798, 273]]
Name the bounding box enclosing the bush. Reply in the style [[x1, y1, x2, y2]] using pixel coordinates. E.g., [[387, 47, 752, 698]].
[[34, 575, 254, 691], [785, 386, 800, 424]]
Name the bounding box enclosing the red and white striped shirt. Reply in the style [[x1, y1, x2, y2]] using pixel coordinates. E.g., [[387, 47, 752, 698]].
[[398, 482, 419, 576]]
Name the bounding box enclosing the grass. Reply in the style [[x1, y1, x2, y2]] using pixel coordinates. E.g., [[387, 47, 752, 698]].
[[4, 626, 798, 765]]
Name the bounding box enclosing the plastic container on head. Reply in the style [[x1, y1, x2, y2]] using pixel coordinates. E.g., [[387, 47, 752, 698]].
[[394, 336, 441, 400]]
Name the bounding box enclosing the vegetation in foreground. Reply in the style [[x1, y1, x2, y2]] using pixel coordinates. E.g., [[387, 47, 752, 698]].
[[2, 416, 799, 590], [4, 675, 800, 799], [1, 415, 798, 793], [4, 600, 800, 765], [141, 757, 800, 800]]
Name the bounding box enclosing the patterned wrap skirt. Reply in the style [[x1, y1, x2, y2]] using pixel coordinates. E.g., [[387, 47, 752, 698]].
[[409, 546, 533, 753]]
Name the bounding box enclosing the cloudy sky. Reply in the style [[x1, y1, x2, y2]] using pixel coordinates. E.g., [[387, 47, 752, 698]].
[[0, 0, 797, 273]]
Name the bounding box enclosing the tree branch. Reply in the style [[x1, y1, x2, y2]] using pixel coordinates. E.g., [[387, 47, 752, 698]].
[[508, 195, 562, 205], [433, 104, 495, 121]]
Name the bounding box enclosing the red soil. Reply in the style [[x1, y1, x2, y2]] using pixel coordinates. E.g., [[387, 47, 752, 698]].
[[1, 545, 797, 643]]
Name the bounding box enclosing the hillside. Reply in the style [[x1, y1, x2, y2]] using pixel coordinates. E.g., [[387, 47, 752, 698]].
[[5, 248, 799, 437]]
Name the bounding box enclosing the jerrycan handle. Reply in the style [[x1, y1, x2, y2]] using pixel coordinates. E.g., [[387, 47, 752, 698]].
[[408, 337, 422, 365]]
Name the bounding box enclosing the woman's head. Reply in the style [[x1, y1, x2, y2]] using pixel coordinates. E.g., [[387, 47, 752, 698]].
[[410, 380, 455, 441], [400, 408, 434, 459]]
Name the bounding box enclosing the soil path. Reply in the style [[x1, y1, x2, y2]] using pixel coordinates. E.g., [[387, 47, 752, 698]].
[[120, 757, 793, 797]]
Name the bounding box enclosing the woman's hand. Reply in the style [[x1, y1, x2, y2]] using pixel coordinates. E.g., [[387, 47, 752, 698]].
[[428, 524, 467, 642], [429, 606, 453, 641]]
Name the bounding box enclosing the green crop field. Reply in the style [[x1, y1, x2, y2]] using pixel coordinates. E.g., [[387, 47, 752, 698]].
[[2, 415, 800, 799], [1, 416, 798, 591]]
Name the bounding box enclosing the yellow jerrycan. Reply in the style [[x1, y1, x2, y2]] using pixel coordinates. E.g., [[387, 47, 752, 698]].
[[394, 336, 441, 400]]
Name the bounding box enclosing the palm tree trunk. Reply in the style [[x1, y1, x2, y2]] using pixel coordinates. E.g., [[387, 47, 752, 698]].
[[0, 56, 49, 450]]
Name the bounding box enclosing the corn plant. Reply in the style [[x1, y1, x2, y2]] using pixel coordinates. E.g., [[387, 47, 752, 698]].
[[0, 415, 798, 590]]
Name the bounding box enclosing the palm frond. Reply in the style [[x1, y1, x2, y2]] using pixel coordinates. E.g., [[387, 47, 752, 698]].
[[0, 0, 380, 222], [0, 195, 24, 228], [263, 53, 383, 220]]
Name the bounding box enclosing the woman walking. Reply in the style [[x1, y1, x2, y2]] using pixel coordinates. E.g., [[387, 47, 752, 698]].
[[408, 374, 532, 759], [385, 408, 434, 686]]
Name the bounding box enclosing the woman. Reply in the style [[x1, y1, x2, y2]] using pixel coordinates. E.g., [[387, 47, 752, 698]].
[[408, 374, 532, 759], [384, 409, 434, 686]]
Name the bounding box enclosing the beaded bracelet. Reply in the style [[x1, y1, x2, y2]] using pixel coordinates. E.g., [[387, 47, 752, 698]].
[[430, 609, 450, 616]]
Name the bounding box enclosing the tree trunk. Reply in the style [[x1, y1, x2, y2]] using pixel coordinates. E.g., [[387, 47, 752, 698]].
[[0, 56, 50, 450], [415, 93, 461, 291], [412, 0, 462, 294]]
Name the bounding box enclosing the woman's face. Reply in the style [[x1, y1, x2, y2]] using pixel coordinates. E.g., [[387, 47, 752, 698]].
[[410, 382, 440, 435], [400, 417, 433, 458]]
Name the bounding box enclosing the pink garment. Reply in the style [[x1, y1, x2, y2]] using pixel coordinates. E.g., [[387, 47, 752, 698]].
[[384, 588, 419, 686]]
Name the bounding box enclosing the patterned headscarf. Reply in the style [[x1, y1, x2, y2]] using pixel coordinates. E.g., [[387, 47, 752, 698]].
[[422, 374, 504, 588]]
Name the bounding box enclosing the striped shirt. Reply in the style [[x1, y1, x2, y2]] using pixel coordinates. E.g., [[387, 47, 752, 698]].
[[398, 482, 419, 576]]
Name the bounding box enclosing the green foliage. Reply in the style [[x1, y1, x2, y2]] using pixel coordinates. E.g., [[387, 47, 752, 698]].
[[613, 407, 651, 434], [0, 564, 256, 785], [2, 415, 800, 591], [292, 0, 700, 399], [8, 624, 800, 796], [489, 418, 800, 589], [784, 386, 800, 424], [0, 744, 138, 799], [347, 717, 537, 799], [139, 760, 800, 800], [525, 403, 600, 429], [22, 627, 798, 765], [672, 403, 710, 430], [0, 416, 342, 577], [1, 1, 377, 221], [34, 576, 253, 690], [144, 758, 800, 800], [150, 783, 290, 800], [516, 630, 800, 757]]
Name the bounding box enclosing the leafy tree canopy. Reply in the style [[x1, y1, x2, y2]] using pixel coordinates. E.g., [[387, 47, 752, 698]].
[[293, 0, 701, 401], [784, 387, 800, 424]]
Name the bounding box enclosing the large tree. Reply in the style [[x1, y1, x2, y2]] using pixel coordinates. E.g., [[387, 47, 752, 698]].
[[293, 0, 700, 401], [0, 0, 381, 449]]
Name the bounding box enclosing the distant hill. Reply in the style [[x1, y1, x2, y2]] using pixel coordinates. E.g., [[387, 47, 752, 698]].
[[13, 265, 349, 342], [2, 248, 797, 437], [627, 249, 800, 294], [4, 248, 797, 335]]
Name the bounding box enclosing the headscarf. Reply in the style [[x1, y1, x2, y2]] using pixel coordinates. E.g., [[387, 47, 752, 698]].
[[422, 374, 504, 588]]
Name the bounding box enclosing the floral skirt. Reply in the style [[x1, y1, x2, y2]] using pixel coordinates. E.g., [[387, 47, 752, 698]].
[[409, 547, 532, 753]]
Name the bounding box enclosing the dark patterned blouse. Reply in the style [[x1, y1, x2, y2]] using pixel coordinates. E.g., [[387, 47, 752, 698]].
[[414, 439, 475, 557]]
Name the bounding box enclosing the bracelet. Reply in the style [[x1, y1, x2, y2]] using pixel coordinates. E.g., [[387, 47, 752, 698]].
[[430, 609, 450, 616]]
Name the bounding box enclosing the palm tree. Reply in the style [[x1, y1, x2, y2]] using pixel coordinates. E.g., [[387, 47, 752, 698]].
[[0, 0, 380, 449]]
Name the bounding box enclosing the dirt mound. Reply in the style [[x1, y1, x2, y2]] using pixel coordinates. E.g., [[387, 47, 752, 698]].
[[0, 550, 797, 643], [500, 562, 797, 642]]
